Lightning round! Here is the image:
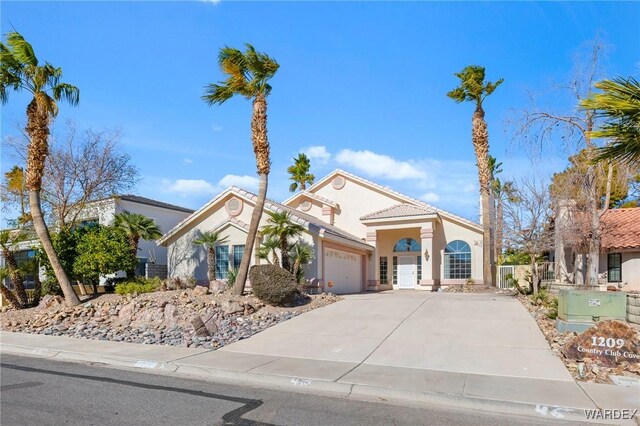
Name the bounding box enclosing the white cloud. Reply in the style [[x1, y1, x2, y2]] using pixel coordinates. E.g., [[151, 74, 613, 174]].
[[335, 149, 427, 180], [218, 174, 259, 191], [166, 179, 217, 196], [201, 0, 221, 4], [420, 192, 440, 202], [211, 124, 223, 132], [303, 145, 331, 164], [164, 174, 259, 198], [183, 158, 193, 165]]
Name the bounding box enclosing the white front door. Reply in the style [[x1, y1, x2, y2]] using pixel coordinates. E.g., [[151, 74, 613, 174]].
[[397, 256, 415, 288]]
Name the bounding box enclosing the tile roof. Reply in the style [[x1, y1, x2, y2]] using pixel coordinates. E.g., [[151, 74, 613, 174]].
[[118, 195, 194, 214], [360, 203, 437, 221], [297, 191, 338, 208], [600, 208, 640, 250]]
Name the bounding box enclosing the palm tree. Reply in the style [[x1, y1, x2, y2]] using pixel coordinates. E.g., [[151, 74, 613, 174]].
[[3, 166, 31, 226], [113, 211, 162, 278], [488, 155, 503, 261], [580, 76, 640, 166], [448, 65, 503, 287], [202, 44, 279, 295], [0, 229, 30, 307], [261, 211, 304, 271], [289, 240, 314, 284], [193, 230, 229, 282], [258, 235, 280, 267], [1, 32, 81, 306], [0, 267, 21, 309], [287, 153, 315, 192]]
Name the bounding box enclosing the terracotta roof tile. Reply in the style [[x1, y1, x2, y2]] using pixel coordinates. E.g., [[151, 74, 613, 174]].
[[601, 208, 640, 250]]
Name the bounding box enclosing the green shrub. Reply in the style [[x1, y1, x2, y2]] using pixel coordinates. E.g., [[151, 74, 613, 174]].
[[227, 268, 238, 286], [249, 265, 299, 306], [115, 277, 162, 295], [546, 297, 559, 320], [41, 277, 63, 296]]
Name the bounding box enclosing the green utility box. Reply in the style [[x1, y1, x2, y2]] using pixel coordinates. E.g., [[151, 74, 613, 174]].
[[556, 290, 627, 333]]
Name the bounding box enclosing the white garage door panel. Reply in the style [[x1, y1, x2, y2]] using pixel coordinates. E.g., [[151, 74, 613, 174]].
[[324, 248, 362, 294]]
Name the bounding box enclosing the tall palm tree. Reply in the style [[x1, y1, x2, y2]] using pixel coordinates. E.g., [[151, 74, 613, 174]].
[[261, 211, 304, 271], [113, 211, 162, 278], [193, 230, 229, 282], [0, 267, 21, 309], [1, 32, 81, 306], [258, 235, 280, 267], [0, 229, 30, 308], [202, 44, 279, 295], [488, 155, 503, 261], [448, 65, 503, 287], [580, 76, 640, 166], [287, 153, 315, 192]]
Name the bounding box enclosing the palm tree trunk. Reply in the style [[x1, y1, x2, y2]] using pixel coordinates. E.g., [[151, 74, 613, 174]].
[[25, 99, 80, 307], [2, 248, 28, 307], [472, 108, 495, 286], [272, 249, 280, 267], [32, 268, 42, 306], [208, 247, 216, 282], [127, 236, 139, 278], [280, 237, 290, 271], [585, 165, 600, 287], [233, 94, 271, 295], [234, 174, 268, 295], [496, 198, 504, 258], [1, 284, 20, 309], [29, 190, 80, 306]]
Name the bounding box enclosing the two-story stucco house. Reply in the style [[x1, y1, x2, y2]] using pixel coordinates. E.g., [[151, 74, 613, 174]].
[[159, 170, 484, 294], [75, 195, 194, 277]]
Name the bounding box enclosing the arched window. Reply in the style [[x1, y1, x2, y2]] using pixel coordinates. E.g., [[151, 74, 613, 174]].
[[444, 240, 471, 279], [393, 238, 421, 252]]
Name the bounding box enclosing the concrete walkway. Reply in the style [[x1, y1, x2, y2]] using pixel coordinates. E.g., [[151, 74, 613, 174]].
[[2, 292, 638, 424]]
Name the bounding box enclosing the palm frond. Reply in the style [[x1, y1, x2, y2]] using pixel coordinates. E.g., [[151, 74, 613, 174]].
[[52, 82, 79, 106], [6, 32, 37, 67]]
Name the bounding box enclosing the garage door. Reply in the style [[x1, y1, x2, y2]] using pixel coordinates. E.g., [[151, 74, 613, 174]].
[[324, 247, 362, 294]]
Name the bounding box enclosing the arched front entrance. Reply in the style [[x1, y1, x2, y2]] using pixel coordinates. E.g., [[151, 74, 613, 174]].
[[393, 238, 421, 289]]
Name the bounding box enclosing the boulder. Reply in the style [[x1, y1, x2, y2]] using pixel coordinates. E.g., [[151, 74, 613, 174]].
[[192, 285, 209, 297], [201, 313, 218, 335], [191, 316, 216, 337], [163, 304, 177, 327], [209, 280, 227, 294], [222, 300, 243, 315], [36, 295, 63, 311], [562, 320, 640, 367]]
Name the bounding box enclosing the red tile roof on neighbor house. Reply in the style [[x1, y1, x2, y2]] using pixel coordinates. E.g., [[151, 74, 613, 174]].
[[600, 208, 640, 250]]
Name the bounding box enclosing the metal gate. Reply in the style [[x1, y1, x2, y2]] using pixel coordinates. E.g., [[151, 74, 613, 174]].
[[497, 265, 515, 289]]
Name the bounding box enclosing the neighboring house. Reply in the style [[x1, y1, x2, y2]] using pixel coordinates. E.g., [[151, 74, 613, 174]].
[[159, 170, 484, 294], [598, 208, 640, 291], [74, 195, 194, 278], [554, 205, 640, 292]]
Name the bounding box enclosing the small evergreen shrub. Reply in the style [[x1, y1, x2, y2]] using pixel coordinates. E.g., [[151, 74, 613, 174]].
[[115, 277, 162, 295], [41, 277, 63, 296], [249, 265, 299, 306]]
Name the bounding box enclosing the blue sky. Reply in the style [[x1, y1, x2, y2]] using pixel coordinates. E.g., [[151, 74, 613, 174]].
[[1, 1, 639, 225]]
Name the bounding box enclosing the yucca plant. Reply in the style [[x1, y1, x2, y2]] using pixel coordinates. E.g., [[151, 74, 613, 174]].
[[113, 211, 162, 278]]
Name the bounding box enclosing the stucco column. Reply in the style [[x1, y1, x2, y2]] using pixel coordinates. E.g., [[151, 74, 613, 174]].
[[366, 231, 378, 290], [419, 224, 437, 286]]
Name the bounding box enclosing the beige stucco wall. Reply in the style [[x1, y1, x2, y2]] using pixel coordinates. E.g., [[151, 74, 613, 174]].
[[167, 193, 320, 284], [311, 177, 404, 238], [433, 216, 483, 284], [599, 250, 640, 292]]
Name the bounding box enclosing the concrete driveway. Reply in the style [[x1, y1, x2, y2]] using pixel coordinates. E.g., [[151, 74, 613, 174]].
[[219, 291, 572, 381]]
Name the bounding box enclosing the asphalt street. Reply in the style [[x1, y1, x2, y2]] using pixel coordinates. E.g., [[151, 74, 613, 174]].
[[0, 354, 581, 426]]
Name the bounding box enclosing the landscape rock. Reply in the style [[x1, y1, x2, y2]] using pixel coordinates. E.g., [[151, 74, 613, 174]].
[[36, 295, 63, 311], [192, 285, 209, 297], [209, 280, 227, 294]]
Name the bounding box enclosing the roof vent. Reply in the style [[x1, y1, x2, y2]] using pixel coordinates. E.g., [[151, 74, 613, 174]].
[[332, 176, 346, 190], [300, 200, 312, 211], [225, 197, 243, 217]]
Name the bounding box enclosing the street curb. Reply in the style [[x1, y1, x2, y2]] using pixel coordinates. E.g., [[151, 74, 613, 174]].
[[2, 343, 630, 425]]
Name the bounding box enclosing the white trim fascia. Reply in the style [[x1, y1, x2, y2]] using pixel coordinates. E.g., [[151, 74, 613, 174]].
[[361, 214, 439, 225]]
